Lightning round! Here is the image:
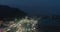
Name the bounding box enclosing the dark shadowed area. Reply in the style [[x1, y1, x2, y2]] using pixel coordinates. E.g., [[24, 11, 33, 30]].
[[0, 5, 27, 18]]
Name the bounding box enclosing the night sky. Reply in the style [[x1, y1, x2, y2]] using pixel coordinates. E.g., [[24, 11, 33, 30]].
[[0, 0, 60, 15]]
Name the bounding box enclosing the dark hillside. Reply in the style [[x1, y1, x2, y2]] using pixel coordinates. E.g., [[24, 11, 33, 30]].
[[0, 5, 27, 18]]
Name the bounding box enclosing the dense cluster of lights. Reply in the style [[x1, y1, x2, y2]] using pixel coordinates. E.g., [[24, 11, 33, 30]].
[[4, 16, 39, 32]]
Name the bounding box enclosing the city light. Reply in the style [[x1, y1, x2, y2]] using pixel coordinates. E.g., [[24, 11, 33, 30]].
[[4, 16, 39, 32]]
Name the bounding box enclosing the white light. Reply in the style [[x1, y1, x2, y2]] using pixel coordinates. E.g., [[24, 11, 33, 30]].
[[6, 16, 38, 32], [7, 29, 10, 31], [16, 31, 19, 32], [32, 24, 35, 27], [33, 27, 36, 29]]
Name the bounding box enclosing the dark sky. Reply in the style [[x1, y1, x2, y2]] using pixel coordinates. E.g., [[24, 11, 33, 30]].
[[0, 0, 60, 15]]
